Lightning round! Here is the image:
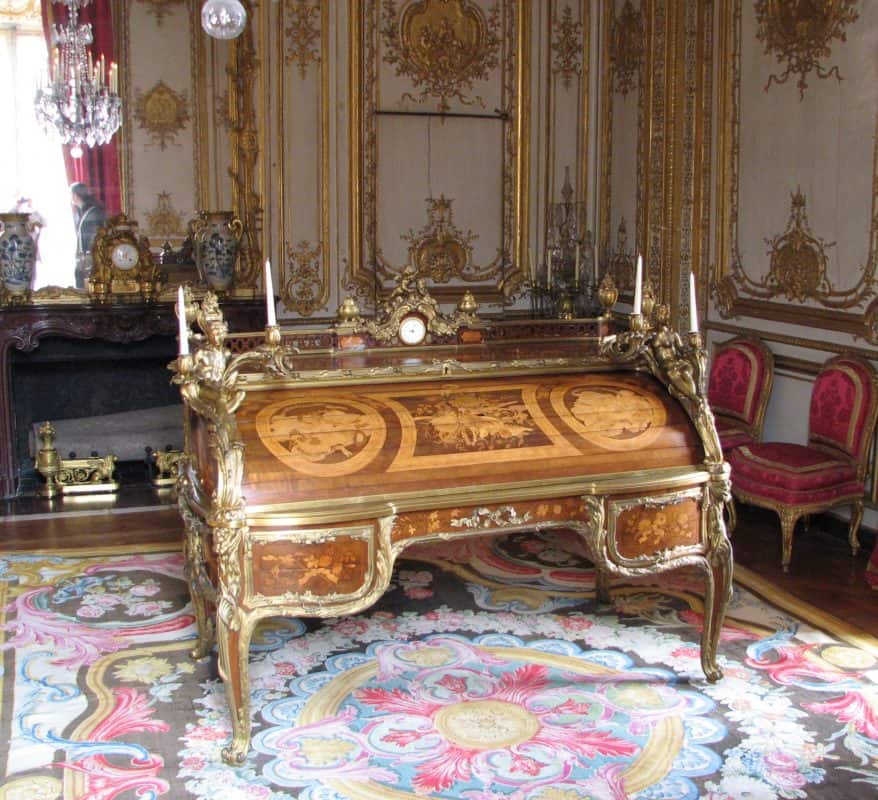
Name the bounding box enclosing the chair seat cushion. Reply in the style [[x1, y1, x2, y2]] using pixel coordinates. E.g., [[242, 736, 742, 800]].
[[728, 442, 863, 506], [715, 418, 754, 452]]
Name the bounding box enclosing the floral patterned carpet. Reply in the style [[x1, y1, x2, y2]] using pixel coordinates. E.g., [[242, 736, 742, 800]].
[[1, 530, 877, 799]]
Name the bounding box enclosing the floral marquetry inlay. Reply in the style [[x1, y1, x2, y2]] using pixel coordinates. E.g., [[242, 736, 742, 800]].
[[610, 0, 643, 97], [134, 81, 190, 150], [754, 0, 859, 99], [551, 4, 582, 91], [255, 398, 387, 477], [284, 0, 321, 79], [381, 0, 501, 112], [413, 392, 536, 453]]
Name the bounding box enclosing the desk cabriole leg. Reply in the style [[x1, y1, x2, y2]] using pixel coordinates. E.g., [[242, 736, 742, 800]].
[[217, 611, 255, 766], [700, 539, 732, 683]]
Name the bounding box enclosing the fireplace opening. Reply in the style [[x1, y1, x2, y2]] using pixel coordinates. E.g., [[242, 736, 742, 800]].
[[11, 335, 182, 495]]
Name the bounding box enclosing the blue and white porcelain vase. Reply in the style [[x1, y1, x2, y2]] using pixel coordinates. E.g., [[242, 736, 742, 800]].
[[190, 211, 243, 292], [0, 212, 38, 303]]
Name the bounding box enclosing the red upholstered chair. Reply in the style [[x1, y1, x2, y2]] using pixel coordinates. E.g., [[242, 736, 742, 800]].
[[728, 355, 878, 572], [708, 336, 774, 455], [708, 337, 774, 534]]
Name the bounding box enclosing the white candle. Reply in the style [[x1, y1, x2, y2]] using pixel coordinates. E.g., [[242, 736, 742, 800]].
[[264, 259, 277, 327], [689, 271, 699, 334], [529, 248, 536, 282], [574, 244, 581, 284], [177, 285, 189, 356], [633, 254, 643, 315], [546, 252, 552, 289]]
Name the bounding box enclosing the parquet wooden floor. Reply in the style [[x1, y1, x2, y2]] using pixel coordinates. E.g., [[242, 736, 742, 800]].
[[2, 494, 876, 637]]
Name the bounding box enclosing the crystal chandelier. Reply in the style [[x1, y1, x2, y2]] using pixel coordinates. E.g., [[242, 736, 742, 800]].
[[34, 0, 122, 158]]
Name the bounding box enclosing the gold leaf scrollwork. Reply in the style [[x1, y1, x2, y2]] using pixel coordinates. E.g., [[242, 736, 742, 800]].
[[281, 239, 323, 316], [381, 0, 501, 113], [551, 4, 582, 91], [728, 188, 874, 310], [228, 4, 263, 289], [134, 81, 190, 150], [145, 192, 185, 241], [610, 0, 643, 97], [762, 190, 833, 302], [284, 0, 321, 80], [754, 0, 859, 99], [401, 195, 479, 283]]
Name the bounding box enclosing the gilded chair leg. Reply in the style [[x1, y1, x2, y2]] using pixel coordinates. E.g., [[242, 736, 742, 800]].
[[778, 509, 799, 573], [849, 500, 864, 556]]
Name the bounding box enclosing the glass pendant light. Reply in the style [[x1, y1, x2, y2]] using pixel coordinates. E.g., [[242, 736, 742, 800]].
[[201, 0, 247, 39]]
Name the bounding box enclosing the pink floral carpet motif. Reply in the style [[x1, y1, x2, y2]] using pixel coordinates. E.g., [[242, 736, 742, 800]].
[[1, 531, 877, 799]]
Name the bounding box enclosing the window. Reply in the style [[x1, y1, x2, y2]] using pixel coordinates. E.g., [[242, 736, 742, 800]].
[[1, 5, 77, 288]]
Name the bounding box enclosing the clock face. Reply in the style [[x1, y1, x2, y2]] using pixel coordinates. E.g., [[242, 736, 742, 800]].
[[399, 314, 427, 346], [111, 242, 140, 270]]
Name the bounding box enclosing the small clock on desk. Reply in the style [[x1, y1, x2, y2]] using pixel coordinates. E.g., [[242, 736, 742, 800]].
[[90, 214, 162, 302], [398, 312, 428, 346]]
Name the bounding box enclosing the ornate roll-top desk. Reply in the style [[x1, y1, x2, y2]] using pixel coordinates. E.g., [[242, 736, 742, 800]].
[[173, 284, 732, 765]]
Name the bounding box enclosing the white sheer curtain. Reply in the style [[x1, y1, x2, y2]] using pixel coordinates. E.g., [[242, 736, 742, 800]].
[[0, 16, 76, 288]]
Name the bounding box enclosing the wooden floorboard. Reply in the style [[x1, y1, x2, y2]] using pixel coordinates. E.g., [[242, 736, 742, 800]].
[[1, 493, 876, 637]]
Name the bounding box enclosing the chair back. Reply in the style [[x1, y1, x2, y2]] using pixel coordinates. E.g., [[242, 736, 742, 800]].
[[708, 337, 774, 439], [808, 355, 878, 476]]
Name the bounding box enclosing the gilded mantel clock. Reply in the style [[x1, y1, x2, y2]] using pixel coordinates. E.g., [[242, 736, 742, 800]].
[[89, 213, 162, 302], [338, 267, 482, 347]]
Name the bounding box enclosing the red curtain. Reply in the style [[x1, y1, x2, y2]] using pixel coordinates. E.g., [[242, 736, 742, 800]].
[[40, 0, 121, 216]]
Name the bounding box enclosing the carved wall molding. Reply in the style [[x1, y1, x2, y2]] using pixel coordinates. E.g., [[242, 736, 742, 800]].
[[610, 0, 643, 97], [396, 196, 495, 283], [281, 240, 323, 316], [134, 80, 190, 150], [551, 3, 582, 91], [754, 0, 859, 99], [350, 1, 526, 305], [284, 0, 321, 80], [228, 0, 263, 289], [714, 0, 877, 340], [380, 0, 502, 113], [276, 0, 330, 317], [145, 192, 186, 240], [136, 0, 185, 25]]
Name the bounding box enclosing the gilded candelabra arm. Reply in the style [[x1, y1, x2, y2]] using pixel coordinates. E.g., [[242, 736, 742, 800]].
[[170, 291, 251, 622], [640, 306, 723, 465]]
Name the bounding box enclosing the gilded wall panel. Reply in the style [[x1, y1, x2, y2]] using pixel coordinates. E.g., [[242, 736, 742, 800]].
[[546, 2, 592, 287], [600, 0, 643, 297], [276, 0, 331, 317], [122, 0, 199, 247], [714, 0, 877, 339], [350, 0, 527, 305]]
